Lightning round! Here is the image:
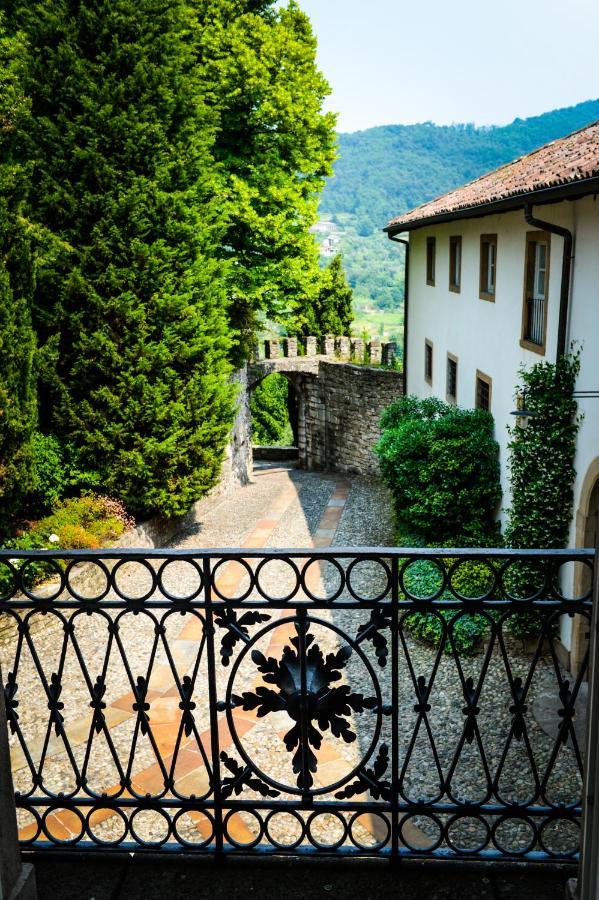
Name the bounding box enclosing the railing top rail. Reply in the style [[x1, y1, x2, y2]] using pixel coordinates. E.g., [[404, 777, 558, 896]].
[[0, 546, 595, 560]]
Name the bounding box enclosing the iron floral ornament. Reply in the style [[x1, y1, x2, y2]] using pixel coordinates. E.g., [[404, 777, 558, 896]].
[[232, 622, 379, 790]]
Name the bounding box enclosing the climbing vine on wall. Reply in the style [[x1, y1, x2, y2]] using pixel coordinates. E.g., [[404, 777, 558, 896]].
[[504, 349, 581, 638], [505, 349, 581, 550]]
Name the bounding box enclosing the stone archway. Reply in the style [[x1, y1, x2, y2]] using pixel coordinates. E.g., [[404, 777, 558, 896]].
[[571, 457, 599, 675], [247, 369, 305, 463]]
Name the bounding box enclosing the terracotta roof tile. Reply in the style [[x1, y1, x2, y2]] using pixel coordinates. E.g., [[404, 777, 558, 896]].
[[385, 120, 599, 231]]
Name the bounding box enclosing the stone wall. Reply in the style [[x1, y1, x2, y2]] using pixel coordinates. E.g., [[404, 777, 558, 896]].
[[295, 362, 403, 475], [248, 339, 404, 476]]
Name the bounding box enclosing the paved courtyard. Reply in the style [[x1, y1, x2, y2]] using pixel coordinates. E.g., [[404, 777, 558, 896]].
[[0, 463, 584, 858]]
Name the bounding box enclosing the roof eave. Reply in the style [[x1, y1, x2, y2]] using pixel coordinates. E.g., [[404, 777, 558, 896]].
[[383, 174, 599, 236]]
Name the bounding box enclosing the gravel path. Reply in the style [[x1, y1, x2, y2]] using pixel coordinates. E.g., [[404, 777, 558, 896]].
[[0, 465, 583, 857]]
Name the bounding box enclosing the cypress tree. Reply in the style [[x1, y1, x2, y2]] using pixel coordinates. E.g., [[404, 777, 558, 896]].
[[0, 22, 37, 531], [9, 0, 235, 517], [311, 255, 354, 337]]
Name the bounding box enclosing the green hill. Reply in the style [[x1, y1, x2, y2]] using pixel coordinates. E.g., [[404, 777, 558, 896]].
[[318, 99, 599, 342]]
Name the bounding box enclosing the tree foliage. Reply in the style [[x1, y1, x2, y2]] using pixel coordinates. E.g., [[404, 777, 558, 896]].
[[0, 22, 37, 532], [250, 374, 293, 446], [375, 396, 501, 546], [299, 254, 353, 337], [9, 0, 235, 516], [198, 0, 337, 354]]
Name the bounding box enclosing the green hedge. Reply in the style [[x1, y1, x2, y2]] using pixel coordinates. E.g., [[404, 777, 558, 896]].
[[375, 396, 501, 546], [504, 351, 581, 638], [376, 397, 502, 654]]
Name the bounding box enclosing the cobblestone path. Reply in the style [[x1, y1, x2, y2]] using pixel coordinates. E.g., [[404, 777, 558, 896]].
[[1, 463, 583, 856]]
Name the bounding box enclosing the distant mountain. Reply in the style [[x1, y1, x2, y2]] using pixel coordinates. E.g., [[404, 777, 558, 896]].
[[318, 99, 599, 330]]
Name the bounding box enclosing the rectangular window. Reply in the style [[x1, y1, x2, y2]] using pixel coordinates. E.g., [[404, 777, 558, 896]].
[[479, 234, 497, 301], [426, 237, 436, 286], [475, 370, 492, 411], [424, 339, 433, 384], [449, 236, 462, 292], [521, 231, 550, 353], [446, 353, 458, 403]]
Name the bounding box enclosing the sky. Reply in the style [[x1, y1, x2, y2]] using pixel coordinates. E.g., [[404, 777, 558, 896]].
[[297, 0, 599, 133]]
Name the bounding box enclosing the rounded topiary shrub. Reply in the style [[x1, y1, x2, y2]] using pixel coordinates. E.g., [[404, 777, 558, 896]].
[[375, 396, 502, 546]]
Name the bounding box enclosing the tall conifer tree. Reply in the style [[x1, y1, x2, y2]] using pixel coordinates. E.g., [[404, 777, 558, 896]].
[[0, 22, 37, 530], [310, 255, 354, 337], [8, 0, 234, 516]]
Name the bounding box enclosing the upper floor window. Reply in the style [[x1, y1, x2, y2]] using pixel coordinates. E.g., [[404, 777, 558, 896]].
[[449, 236, 462, 293], [446, 353, 458, 403], [475, 371, 492, 411], [479, 234, 497, 301], [426, 237, 436, 286], [424, 339, 433, 384], [521, 231, 550, 353]]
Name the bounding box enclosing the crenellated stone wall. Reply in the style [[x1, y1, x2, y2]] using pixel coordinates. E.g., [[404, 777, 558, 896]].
[[249, 337, 403, 476]]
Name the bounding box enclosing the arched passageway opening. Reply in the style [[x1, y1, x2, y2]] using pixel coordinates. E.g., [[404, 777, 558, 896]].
[[248, 371, 301, 466]]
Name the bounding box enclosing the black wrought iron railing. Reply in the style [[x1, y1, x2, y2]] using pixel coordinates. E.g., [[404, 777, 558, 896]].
[[0, 547, 594, 862]]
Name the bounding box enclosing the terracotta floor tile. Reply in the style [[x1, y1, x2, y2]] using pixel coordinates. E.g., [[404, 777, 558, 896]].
[[225, 811, 256, 845], [147, 665, 176, 693], [147, 696, 182, 725], [314, 741, 344, 764], [110, 689, 160, 713], [149, 722, 181, 756], [189, 809, 214, 839], [19, 822, 40, 842], [316, 757, 353, 788], [43, 813, 74, 842], [177, 617, 204, 641], [131, 762, 168, 796], [174, 766, 210, 798]]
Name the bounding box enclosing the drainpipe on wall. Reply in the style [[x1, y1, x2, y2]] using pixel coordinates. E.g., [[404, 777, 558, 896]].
[[524, 203, 574, 359], [388, 234, 409, 394]]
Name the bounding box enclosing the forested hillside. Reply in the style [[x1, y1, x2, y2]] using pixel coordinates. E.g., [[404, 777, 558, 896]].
[[319, 99, 599, 337]]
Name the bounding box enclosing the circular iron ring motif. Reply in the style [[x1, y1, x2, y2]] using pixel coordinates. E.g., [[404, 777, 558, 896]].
[[19, 557, 65, 603], [0, 559, 18, 601], [211, 556, 255, 602], [65, 558, 111, 603], [498, 558, 549, 603], [254, 556, 302, 603], [299, 558, 346, 603], [490, 814, 537, 857], [225, 615, 383, 796], [111, 557, 157, 603], [446, 557, 498, 602], [156, 557, 204, 603], [345, 556, 392, 603], [398, 557, 448, 602]]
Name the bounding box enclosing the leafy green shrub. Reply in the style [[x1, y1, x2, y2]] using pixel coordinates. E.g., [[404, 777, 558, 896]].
[[250, 375, 294, 446], [0, 494, 135, 593], [401, 554, 498, 655], [6, 494, 133, 552], [29, 432, 66, 511], [504, 351, 581, 638], [375, 396, 502, 546]]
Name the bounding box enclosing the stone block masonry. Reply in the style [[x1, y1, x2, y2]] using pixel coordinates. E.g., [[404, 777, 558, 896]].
[[297, 362, 403, 475], [249, 337, 404, 476]]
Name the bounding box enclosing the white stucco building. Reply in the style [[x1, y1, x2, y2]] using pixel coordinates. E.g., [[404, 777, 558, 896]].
[[385, 121, 599, 671]]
